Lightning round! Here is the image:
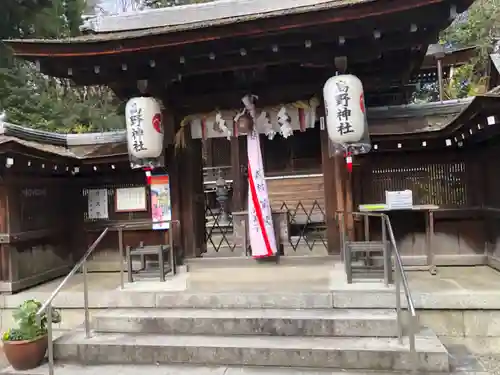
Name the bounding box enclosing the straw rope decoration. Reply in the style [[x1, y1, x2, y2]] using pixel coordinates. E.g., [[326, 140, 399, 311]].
[[174, 97, 319, 148]]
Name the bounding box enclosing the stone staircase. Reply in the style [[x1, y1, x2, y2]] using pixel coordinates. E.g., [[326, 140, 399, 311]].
[[39, 293, 450, 374]]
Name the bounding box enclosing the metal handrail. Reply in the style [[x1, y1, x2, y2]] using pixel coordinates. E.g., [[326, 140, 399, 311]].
[[37, 218, 179, 375], [36, 227, 109, 375], [338, 211, 418, 370], [383, 215, 418, 361]]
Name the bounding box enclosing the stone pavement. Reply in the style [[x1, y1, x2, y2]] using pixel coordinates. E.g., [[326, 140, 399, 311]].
[[0, 349, 6, 370], [0, 342, 496, 375], [0, 361, 494, 375]]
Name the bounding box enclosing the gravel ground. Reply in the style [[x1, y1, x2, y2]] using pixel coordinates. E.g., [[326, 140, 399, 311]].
[[477, 356, 500, 375], [0, 348, 7, 369]]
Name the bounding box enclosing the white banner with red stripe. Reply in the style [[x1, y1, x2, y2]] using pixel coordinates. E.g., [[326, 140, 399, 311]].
[[247, 130, 278, 258]]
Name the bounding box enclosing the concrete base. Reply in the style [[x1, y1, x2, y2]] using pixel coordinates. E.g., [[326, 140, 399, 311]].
[[53, 328, 448, 372], [0, 264, 73, 294]]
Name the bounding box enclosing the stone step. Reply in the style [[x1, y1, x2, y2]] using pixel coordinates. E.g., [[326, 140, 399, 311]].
[[0, 363, 455, 375], [154, 292, 337, 309], [54, 330, 449, 371], [92, 308, 398, 337], [186, 255, 335, 269]]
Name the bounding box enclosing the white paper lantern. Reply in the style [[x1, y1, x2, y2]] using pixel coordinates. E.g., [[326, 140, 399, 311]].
[[125, 97, 164, 159], [323, 74, 366, 145]]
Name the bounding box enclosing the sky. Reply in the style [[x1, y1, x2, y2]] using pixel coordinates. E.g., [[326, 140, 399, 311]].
[[86, 0, 131, 14]]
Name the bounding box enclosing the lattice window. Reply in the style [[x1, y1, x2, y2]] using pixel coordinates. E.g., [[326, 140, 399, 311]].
[[366, 162, 468, 207]]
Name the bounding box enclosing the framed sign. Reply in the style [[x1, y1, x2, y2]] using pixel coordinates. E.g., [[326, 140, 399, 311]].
[[87, 189, 109, 220], [115, 187, 147, 212]]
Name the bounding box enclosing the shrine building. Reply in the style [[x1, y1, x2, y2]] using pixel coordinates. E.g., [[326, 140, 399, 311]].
[[2, 0, 500, 292]]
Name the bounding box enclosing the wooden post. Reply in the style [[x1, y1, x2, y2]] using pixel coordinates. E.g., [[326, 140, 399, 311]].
[[178, 126, 205, 258], [344, 163, 355, 241], [162, 109, 183, 261], [320, 128, 344, 255], [230, 136, 247, 212]]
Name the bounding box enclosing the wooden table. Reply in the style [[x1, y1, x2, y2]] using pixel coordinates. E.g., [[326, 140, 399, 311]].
[[125, 243, 175, 282], [359, 205, 439, 274]]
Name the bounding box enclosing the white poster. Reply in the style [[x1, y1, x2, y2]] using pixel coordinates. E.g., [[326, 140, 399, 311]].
[[115, 187, 147, 212], [88, 189, 109, 220]]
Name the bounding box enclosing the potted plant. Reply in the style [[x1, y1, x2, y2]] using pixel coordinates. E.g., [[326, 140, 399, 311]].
[[2, 299, 61, 370]]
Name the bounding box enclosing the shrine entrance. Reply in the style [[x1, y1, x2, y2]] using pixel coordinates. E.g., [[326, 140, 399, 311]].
[[195, 100, 331, 258], [5, 0, 473, 264]]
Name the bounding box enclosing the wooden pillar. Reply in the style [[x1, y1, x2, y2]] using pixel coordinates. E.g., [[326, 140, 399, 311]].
[[320, 128, 344, 255], [352, 158, 365, 240], [163, 106, 205, 261], [178, 126, 205, 258], [344, 162, 355, 241], [230, 136, 247, 212], [162, 109, 183, 262]]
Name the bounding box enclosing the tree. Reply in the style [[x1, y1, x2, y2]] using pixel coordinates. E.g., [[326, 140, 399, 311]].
[[0, 0, 124, 133], [412, 0, 499, 102], [440, 0, 500, 58]]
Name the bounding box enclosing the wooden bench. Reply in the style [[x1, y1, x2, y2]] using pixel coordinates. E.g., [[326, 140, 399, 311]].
[[125, 242, 175, 282]]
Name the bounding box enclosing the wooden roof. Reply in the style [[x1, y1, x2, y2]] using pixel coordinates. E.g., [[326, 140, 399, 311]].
[[369, 87, 500, 151], [7, 0, 456, 54], [4, 0, 474, 108], [421, 45, 477, 69], [0, 122, 127, 161], [78, 0, 371, 38]]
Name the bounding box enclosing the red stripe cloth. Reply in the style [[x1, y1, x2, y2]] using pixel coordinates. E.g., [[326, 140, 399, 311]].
[[247, 162, 274, 258]]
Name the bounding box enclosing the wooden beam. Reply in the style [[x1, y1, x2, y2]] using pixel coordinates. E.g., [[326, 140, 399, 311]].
[[45, 29, 438, 85], [167, 69, 413, 114]]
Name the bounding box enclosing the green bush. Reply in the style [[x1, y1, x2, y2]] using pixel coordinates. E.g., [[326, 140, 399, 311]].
[[2, 299, 61, 342]]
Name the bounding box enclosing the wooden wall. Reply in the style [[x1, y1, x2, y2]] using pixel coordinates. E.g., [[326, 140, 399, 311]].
[[267, 175, 325, 216], [354, 146, 489, 258], [0, 153, 78, 292], [79, 169, 171, 268]]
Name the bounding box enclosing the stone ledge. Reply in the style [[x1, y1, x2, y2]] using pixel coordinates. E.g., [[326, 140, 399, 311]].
[[3, 290, 500, 310]]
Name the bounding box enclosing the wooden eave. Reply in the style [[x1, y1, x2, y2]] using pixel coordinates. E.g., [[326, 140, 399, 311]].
[[421, 45, 477, 69], [5, 0, 470, 58], [0, 137, 78, 163], [369, 92, 500, 151]]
